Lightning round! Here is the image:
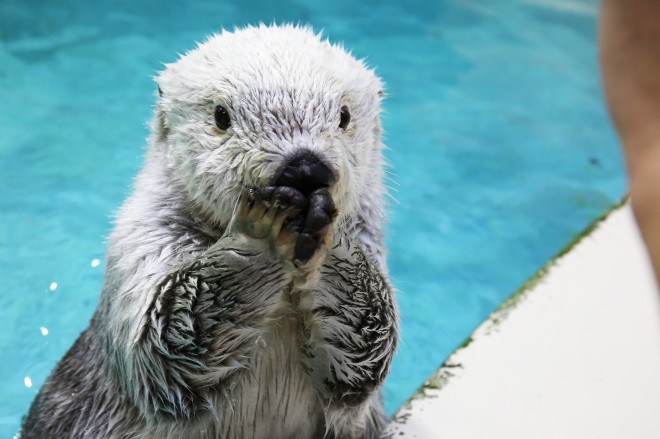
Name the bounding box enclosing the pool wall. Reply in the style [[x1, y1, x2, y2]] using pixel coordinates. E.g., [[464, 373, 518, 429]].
[[387, 201, 660, 438]]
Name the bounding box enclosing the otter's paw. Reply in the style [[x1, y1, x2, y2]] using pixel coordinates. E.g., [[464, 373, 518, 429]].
[[236, 186, 306, 257], [292, 188, 337, 263]]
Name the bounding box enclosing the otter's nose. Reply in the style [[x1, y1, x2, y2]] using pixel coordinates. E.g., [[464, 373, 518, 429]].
[[275, 151, 335, 195]]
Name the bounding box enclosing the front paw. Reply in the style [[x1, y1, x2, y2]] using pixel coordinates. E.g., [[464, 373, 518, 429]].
[[234, 186, 337, 265], [292, 188, 337, 263], [234, 186, 306, 259]]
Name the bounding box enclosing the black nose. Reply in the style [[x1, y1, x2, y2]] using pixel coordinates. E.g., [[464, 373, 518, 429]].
[[275, 151, 335, 195]]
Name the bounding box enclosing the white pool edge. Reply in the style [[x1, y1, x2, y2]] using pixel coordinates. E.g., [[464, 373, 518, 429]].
[[387, 200, 660, 439]]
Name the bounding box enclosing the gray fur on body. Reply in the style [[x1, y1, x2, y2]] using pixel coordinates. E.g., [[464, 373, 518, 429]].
[[22, 24, 398, 439]]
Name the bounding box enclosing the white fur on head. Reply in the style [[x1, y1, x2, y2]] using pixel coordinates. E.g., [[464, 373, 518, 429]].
[[154, 24, 386, 233]]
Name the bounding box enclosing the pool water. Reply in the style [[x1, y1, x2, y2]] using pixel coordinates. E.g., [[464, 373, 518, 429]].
[[0, 0, 625, 435]]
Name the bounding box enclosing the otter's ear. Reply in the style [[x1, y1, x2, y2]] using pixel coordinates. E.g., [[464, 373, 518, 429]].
[[155, 108, 169, 142], [151, 76, 170, 142], [153, 104, 170, 144], [153, 80, 170, 142]]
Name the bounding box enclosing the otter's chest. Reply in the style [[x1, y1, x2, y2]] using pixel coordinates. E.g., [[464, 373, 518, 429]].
[[218, 319, 325, 439]]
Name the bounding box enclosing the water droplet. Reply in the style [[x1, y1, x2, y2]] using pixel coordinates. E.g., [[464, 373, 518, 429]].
[[24, 377, 32, 388], [49, 282, 58, 291], [91, 258, 100, 268], [40, 327, 49, 336]]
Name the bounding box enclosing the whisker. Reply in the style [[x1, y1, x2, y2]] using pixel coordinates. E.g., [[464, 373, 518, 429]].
[[384, 193, 400, 206], [383, 184, 399, 194], [383, 175, 399, 186], [223, 192, 243, 238]]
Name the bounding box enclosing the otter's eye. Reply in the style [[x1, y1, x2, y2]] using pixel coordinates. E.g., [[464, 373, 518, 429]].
[[339, 106, 350, 130], [214, 105, 231, 131]]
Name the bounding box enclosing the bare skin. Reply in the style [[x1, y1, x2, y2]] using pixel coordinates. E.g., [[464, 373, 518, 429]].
[[599, 0, 660, 284]]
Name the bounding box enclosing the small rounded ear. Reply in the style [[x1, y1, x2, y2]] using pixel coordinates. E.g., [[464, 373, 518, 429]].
[[154, 108, 170, 143]]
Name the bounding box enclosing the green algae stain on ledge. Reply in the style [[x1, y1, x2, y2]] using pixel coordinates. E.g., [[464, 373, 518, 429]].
[[392, 197, 628, 417], [490, 195, 627, 325]]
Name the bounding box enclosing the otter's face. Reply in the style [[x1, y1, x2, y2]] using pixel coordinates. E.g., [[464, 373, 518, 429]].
[[154, 25, 385, 230]]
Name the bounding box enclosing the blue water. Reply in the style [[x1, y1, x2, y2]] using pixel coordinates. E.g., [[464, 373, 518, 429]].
[[0, 0, 625, 435]]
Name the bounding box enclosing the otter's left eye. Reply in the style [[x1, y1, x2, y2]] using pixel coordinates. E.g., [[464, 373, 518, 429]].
[[214, 105, 231, 131], [339, 106, 350, 130]]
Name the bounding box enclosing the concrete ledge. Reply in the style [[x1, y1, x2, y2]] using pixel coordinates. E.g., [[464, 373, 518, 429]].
[[388, 202, 660, 439]]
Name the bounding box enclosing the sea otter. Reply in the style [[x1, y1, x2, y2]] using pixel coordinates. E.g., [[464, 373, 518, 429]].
[[21, 24, 398, 439]]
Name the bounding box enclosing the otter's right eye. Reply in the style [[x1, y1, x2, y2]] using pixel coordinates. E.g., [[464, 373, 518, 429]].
[[214, 105, 231, 131], [339, 106, 350, 130]]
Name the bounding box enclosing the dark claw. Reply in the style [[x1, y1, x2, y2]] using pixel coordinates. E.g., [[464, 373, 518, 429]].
[[274, 186, 307, 211], [253, 186, 308, 211]]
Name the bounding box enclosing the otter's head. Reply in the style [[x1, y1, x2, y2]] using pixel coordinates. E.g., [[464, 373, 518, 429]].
[[153, 24, 386, 231]]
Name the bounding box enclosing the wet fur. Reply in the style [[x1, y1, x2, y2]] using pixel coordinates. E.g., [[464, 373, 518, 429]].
[[21, 24, 398, 439]]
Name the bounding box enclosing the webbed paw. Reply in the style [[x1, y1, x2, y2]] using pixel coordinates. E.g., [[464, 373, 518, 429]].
[[234, 185, 337, 265], [292, 188, 337, 262]]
